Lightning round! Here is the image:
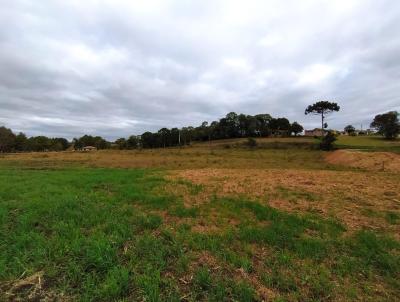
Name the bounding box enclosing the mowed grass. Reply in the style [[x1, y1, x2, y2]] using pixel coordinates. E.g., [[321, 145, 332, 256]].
[[335, 135, 400, 153], [0, 163, 399, 301]]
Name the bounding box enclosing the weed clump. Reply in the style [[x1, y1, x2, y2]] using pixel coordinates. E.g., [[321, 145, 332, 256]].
[[246, 137, 257, 148], [320, 131, 337, 151]]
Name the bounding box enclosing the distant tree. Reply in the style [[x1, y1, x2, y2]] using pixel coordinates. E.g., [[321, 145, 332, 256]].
[[290, 122, 304, 136], [73, 137, 83, 149], [344, 125, 355, 135], [370, 111, 400, 139], [255, 114, 272, 136], [170, 128, 180, 146], [141, 132, 159, 148], [305, 101, 340, 136], [50, 138, 69, 151], [73, 135, 110, 150], [158, 128, 170, 148], [0, 126, 16, 152], [209, 122, 218, 140], [27, 136, 51, 152], [15, 132, 28, 151], [320, 131, 337, 151], [115, 138, 127, 149], [245, 115, 259, 137], [126, 135, 139, 149], [270, 117, 290, 136], [224, 112, 240, 138]]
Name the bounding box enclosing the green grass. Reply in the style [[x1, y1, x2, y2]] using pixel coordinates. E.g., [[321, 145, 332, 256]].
[[335, 135, 400, 153], [0, 166, 399, 301]]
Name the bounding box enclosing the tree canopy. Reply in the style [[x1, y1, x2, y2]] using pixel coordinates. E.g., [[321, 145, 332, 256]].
[[0, 126, 71, 153], [305, 101, 340, 136], [344, 125, 355, 134], [370, 111, 400, 140]]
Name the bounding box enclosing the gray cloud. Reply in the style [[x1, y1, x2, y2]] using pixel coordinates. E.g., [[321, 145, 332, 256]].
[[1, 0, 400, 139]]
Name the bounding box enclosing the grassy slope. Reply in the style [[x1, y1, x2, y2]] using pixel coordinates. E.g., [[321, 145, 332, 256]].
[[0, 164, 399, 301], [335, 135, 400, 153]]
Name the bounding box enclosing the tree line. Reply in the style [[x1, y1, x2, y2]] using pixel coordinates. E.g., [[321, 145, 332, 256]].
[[134, 112, 304, 149], [0, 128, 69, 153], [1, 109, 398, 153], [0, 112, 304, 152]]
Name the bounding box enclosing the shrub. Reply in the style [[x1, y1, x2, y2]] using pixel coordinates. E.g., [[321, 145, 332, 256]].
[[320, 131, 336, 151], [246, 137, 257, 148]]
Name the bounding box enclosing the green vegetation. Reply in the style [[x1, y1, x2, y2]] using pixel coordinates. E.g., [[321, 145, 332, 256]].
[[0, 166, 399, 301], [335, 135, 400, 153], [371, 111, 400, 140]]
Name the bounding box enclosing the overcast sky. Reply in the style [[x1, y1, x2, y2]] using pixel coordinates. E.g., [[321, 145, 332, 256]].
[[1, 0, 399, 139]]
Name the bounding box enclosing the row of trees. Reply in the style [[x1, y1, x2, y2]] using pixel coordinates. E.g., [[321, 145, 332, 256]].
[[1, 109, 398, 153], [117, 112, 304, 149], [0, 127, 69, 153], [0, 112, 304, 152]]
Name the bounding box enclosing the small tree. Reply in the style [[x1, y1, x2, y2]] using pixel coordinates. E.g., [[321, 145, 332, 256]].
[[370, 111, 399, 140], [305, 101, 340, 136], [290, 122, 304, 136], [344, 125, 355, 135], [320, 131, 337, 151]]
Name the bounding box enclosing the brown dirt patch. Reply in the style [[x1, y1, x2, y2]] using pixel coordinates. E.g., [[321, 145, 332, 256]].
[[325, 150, 400, 172]]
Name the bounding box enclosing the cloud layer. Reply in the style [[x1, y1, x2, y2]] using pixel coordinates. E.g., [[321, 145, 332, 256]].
[[1, 0, 400, 139]]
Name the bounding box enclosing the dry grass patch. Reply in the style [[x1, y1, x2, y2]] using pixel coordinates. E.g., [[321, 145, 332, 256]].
[[0, 147, 330, 170], [173, 168, 400, 237], [326, 150, 400, 172]]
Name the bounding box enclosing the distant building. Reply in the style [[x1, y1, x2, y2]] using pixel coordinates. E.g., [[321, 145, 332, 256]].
[[82, 146, 97, 151], [304, 128, 324, 137]]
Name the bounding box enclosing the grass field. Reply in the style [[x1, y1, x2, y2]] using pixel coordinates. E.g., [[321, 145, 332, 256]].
[[335, 135, 400, 153], [1, 137, 400, 301]]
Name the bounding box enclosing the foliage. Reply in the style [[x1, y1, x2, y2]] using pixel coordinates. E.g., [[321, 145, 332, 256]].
[[305, 101, 340, 136], [290, 121, 304, 136], [305, 101, 341, 116], [73, 135, 110, 150], [370, 111, 400, 140], [344, 125, 355, 134], [0, 126, 70, 152], [320, 131, 337, 150], [0, 126, 16, 152], [139, 112, 301, 149], [1, 112, 305, 152]]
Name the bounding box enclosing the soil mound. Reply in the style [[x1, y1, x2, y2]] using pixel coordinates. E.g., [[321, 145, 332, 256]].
[[325, 150, 400, 172]]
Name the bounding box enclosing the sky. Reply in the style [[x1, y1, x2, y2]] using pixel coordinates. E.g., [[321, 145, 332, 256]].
[[1, 0, 400, 140]]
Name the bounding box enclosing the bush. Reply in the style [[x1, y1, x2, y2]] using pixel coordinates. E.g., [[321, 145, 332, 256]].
[[320, 131, 336, 151], [246, 137, 257, 148]]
